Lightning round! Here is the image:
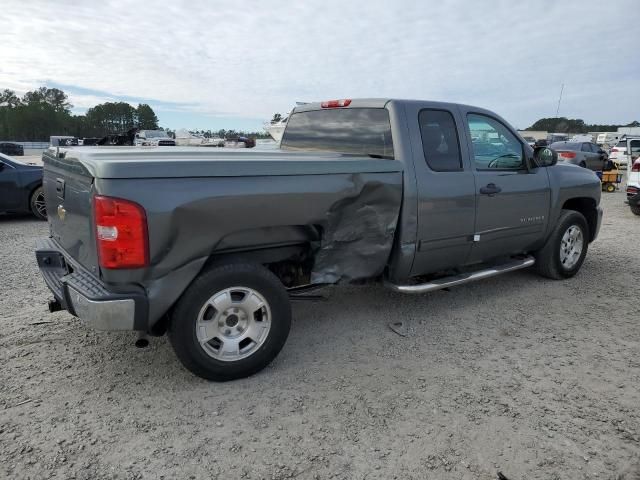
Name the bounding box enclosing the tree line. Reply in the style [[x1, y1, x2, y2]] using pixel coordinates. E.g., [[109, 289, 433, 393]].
[[0, 87, 160, 141], [527, 117, 640, 133], [0, 86, 272, 142]]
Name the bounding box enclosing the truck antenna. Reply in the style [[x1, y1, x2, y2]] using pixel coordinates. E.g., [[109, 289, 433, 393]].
[[555, 83, 564, 118]]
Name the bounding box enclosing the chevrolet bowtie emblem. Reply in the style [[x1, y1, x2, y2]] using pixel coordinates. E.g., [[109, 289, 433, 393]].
[[57, 205, 66, 221]]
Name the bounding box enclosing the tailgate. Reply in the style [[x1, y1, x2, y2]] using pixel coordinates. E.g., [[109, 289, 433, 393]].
[[43, 150, 99, 273]]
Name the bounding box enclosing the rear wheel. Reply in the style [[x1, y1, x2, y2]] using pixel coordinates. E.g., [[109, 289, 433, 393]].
[[579, 161, 587, 168], [535, 209, 589, 279], [606, 183, 616, 193], [30, 186, 47, 220], [168, 262, 291, 381]]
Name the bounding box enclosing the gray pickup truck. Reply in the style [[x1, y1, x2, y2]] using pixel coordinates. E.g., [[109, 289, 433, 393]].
[[36, 98, 603, 381]]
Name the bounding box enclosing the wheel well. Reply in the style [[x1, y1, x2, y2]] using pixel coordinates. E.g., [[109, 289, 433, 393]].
[[202, 225, 322, 288], [203, 243, 316, 288], [562, 197, 597, 241], [152, 243, 315, 337]]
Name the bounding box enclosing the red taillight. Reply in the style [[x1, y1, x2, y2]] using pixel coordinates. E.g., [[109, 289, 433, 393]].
[[94, 195, 148, 269], [321, 99, 352, 108], [628, 186, 639, 195], [559, 151, 576, 159], [632, 161, 640, 172]]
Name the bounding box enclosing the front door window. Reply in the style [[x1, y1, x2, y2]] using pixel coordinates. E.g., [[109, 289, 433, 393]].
[[467, 114, 524, 170]]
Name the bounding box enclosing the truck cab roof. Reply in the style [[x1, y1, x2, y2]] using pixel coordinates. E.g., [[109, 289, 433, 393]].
[[292, 98, 496, 116]]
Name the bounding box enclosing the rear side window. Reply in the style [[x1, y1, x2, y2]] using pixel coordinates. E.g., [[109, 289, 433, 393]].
[[419, 109, 462, 172], [281, 108, 394, 158]]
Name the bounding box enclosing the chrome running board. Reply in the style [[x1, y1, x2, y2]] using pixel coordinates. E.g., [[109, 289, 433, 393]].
[[386, 256, 535, 294]]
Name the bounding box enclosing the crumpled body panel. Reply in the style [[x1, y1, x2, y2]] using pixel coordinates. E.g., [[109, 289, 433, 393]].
[[311, 175, 402, 283]]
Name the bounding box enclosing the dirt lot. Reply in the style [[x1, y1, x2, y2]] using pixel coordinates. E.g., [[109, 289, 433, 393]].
[[1, 191, 639, 480]]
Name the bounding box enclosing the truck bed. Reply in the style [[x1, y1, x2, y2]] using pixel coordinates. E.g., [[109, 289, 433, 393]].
[[42, 147, 404, 326]]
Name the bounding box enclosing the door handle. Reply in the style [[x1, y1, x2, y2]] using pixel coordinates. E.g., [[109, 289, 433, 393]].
[[55, 178, 65, 198], [479, 183, 502, 196]]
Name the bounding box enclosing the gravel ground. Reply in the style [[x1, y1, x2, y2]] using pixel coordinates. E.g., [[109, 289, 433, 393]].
[[1, 191, 639, 480]]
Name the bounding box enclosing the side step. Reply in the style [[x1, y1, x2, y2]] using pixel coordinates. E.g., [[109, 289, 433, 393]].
[[386, 256, 535, 294]]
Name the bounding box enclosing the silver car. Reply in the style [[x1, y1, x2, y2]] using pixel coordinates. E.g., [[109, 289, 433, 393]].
[[550, 141, 609, 171]]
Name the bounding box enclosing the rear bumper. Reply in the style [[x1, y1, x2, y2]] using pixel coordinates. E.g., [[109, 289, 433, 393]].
[[35, 238, 147, 331]]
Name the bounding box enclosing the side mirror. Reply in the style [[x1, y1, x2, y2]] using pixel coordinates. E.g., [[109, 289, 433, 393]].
[[533, 147, 557, 167]]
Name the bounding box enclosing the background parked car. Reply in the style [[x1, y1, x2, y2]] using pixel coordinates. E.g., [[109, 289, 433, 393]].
[[625, 138, 640, 215], [0, 153, 46, 219], [522, 136, 536, 148], [547, 133, 569, 144], [610, 136, 640, 168], [549, 141, 609, 171], [0, 142, 24, 156], [627, 162, 640, 216]]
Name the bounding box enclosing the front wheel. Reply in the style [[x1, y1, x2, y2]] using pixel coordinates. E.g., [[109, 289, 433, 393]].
[[168, 262, 291, 381], [535, 210, 589, 280], [631, 204, 640, 216]]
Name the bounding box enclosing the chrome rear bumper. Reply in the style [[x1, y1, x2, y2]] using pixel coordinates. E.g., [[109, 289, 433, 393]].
[[36, 238, 147, 331]]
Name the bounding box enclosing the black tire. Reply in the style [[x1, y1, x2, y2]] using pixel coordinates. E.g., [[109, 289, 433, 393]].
[[579, 161, 587, 168], [631, 204, 640, 216], [535, 209, 589, 280], [168, 262, 291, 381], [30, 186, 47, 220]]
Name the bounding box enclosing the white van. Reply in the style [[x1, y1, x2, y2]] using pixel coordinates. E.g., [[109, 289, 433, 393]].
[[569, 134, 594, 143], [596, 132, 621, 146]]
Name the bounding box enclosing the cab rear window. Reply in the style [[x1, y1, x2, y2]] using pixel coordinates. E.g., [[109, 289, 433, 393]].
[[281, 108, 394, 158]]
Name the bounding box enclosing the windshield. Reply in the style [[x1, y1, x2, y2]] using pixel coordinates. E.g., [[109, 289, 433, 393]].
[[142, 130, 169, 138], [281, 108, 394, 158]]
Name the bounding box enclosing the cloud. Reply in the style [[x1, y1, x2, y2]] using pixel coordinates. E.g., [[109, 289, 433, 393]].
[[1, 0, 638, 128]]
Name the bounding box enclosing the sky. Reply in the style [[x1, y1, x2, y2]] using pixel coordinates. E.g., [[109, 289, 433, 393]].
[[1, 0, 638, 131]]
